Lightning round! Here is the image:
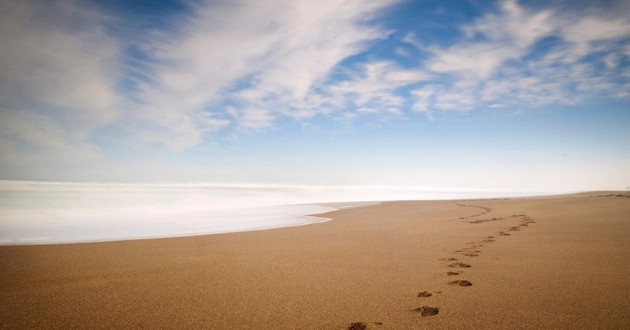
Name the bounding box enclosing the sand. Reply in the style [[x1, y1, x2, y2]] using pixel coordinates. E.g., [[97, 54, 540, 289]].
[[1, 192, 629, 329]]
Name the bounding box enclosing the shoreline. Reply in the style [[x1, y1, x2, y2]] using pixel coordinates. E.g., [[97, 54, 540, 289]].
[[1, 192, 629, 329], [0, 207, 336, 247], [0, 201, 381, 247], [0, 179, 564, 246], [0, 192, 576, 247]]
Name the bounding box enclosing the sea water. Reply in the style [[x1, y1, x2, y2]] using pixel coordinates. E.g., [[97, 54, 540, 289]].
[[0, 180, 524, 245]]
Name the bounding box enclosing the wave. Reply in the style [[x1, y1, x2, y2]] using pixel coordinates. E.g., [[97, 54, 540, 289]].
[[0, 180, 533, 245]]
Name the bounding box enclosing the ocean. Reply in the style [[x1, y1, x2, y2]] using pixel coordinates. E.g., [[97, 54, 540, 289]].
[[0, 180, 527, 245]]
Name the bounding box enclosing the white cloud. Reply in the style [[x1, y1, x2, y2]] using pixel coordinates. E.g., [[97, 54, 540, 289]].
[[434, 90, 476, 111], [327, 61, 428, 113], [356, 107, 380, 114], [333, 111, 359, 122], [227, 107, 275, 131], [603, 53, 622, 69], [135, 0, 400, 147], [464, 0, 554, 49], [2, 0, 628, 166], [0, 109, 101, 162], [411, 85, 436, 113], [0, 0, 121, 129], [135, 110, 231, 151], [426, 0, 554, 79], [426, 43, 515, 79], [410, 0, 630, 114], [411, 84, 477, 113], [560, 17, 630, 58], [0, 0, 121, 161]]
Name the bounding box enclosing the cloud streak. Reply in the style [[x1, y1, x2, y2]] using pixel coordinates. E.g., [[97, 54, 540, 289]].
[[0, 0, 121, 162], [134, 0, 399, 146], [0, 0, 628, 163], [409, 0, 630, 115]]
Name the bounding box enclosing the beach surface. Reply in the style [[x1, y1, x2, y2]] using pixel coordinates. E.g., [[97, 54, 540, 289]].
[[1, 192, 629, 329]]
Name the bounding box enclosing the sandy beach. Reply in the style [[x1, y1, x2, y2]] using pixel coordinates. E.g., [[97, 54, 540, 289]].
[[1, 192, 629, 329]]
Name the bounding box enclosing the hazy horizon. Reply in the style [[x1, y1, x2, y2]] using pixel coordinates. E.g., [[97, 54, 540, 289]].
[[0, 180, 548, 244]]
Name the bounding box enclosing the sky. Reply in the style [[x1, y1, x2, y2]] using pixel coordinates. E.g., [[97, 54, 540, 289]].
[[0, 0, 629, 192]]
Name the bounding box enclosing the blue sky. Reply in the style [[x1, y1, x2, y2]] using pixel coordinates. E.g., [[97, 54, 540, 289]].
[[0, 0, 629, 192]]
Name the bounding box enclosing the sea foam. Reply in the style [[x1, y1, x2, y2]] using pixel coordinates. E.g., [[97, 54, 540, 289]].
[[0, 180, 520, 245]]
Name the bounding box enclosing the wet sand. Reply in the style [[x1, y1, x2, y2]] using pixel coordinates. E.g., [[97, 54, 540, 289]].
[[1, 192, 629, 329]]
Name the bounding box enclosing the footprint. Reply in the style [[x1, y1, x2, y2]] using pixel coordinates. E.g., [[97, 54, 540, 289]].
[[447, 271, 462, 276], [348, 322, 367, 330], [462, 253, 479, 257], [448, 262, 471, 268], [439, 257, 459, 261], [448, 280, 473, 287], [417, 291, 433, 298], [413, 306, 439, 316]]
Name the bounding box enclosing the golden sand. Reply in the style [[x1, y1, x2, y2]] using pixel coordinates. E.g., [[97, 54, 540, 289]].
[[1, 192, 629, 329]]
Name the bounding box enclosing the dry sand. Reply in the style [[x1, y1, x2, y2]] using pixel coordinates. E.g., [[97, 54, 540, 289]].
[[1, 192, 629, 329]]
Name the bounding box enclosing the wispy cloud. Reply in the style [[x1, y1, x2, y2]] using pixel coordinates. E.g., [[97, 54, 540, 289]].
[[328, 61, 429, 112], [409, 0, 630, 115], [426, 0, 553, 79], [0, 0, 121, 162], [0, 109, 100, 162], [1, 0, 628, 163], [134, 0, 399, 146]]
